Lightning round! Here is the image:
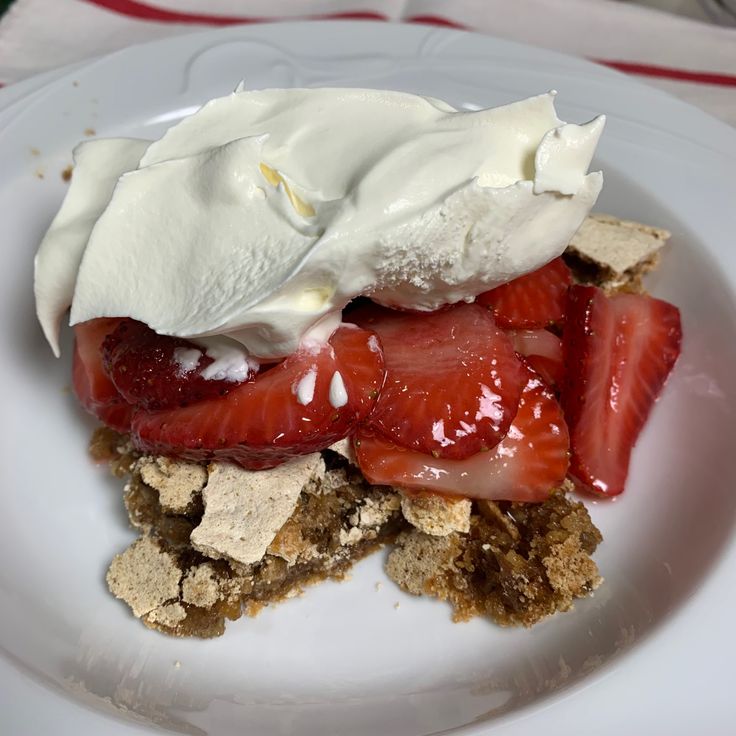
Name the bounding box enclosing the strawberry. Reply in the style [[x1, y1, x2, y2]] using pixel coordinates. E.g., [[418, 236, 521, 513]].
[[354, 366, 569, 501], [476, 257, 572, 329], [350, 302, 525, 460], [102, 319, 254, 410], [562, 285, 682, 496], [132, 325, 385, 469], [72, 318, 134, 432], [507, 329, 564, 388]]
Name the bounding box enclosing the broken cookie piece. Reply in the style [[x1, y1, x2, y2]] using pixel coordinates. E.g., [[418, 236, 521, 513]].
[[190, 455, 325, 566], [565, 213, 669, 292], [400, 493, 471, 536], [107, 535, 182, 619], [136, 456, 206, 514], [107, 534, 251, 638], [386, 489, 602, 627], [105, 445, 404, 636]]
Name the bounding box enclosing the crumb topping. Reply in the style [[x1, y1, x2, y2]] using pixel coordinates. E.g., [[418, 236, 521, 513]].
[[400, 493, 471, 536], [181, 562, 224, 608], [106, 536, 182, 618], [386, 489, 602, 627], [191, 455, 325, 565], [136, 456, 206, 514], [98, 434, 602, 638]]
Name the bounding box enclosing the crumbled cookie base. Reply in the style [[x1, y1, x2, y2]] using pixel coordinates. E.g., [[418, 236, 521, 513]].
[[386, 487, 602, 627], [95, 429, 603, 637], [98, 431, 404, 637]]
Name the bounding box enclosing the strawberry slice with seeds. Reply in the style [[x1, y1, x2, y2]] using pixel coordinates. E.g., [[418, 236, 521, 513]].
[[132, 325, 384, 469], [350, 302, 525, 460], [102, 319, 254, 410], [72, 318, 134, 432], [562, 285, 682, 496], [507, 329, 564, 388], [476, 257, 572, 329], [354, 366, 569, 501]]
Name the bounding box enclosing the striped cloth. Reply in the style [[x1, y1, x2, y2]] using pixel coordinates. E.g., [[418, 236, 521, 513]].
[[0, 0, 734, 125]]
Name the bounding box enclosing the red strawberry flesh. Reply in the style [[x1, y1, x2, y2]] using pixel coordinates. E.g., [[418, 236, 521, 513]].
[[476, 257, 572, 329], [507, 329, 564, 388], [562, 285, 682, 496], [350, 302, 525, 460], [102, 319, 253, 410], [132, 325, 384, 469], [72, 318, 134, 432], [355, 365, 569, 501]]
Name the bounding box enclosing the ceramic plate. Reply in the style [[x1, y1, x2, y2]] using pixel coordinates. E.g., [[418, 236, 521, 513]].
[[1, 21, 734, 736]]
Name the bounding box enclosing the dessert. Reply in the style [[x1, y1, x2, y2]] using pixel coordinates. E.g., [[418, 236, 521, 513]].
[[35, 86, 681, 637]]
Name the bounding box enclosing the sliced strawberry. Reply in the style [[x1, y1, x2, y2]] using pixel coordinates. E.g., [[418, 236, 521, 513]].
[[507, 329, 564, 387], [72, 318, 134, 432], [350, 302, 525, 460], [562, 286, 682, 496], [355, 366, 569, 501], [102, 319, 254, 411], [476, 257, 572, 329], [132, 325, 384, 469]]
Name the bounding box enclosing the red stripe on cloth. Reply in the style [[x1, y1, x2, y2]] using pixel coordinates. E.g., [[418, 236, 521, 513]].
[[82, 3, 736, 89], [596, 59, 736, 88], [84, 0, 387, 25], [405, 14, 468, 29]]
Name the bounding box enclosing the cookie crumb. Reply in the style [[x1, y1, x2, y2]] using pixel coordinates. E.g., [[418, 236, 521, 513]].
[[61, 165, 73, 182], [84, 127, 96, 137], [401, 493, 471, 536], [386, 489, 602, 627], [106, 536, 182, 618], [191, 455, 325, 565]]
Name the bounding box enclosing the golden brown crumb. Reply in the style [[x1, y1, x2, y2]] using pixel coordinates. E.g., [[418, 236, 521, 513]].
[[386, 489, 602, 627], [106, 536, 182, 618], [136, 456, 206, 514], [191, 456, 325, 565], [84, 127, 96, 137], [103, 438, 404, 637], [181, 563, 223, 608], [61, 165, 73, 182], [400, 493, 471, 536], [100, 434, 602, 637], [385, 532, 463, 595]]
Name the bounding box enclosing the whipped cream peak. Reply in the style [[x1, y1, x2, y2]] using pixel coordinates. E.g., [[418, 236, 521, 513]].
[[35, 87, 604, 359]]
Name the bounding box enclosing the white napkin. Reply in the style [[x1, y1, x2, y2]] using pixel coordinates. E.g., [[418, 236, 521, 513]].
[[0, 0, 734, 125]]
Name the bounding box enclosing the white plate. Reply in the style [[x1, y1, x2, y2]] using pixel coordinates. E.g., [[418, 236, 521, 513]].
[[1, 21, 735, 736]]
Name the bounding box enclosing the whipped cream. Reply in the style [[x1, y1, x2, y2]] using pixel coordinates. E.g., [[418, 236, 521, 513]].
[[35, 87, 604, 359]]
